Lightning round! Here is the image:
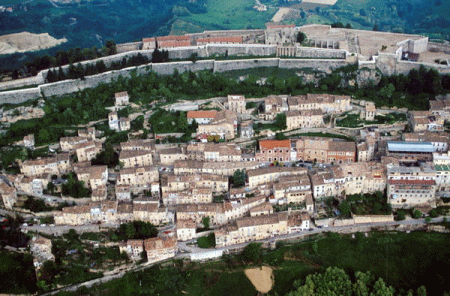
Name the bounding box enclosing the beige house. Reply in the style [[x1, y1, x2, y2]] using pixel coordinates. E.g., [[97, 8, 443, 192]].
[[227, 95, 246, 114], [361, 102, 376, 121], [159, 148, 187, 165], [161, 173, 228, 196], [196, 110, 237, 140], [409, 110, 444, 132], [249, 203, 273, 217], [0, 182, 17, 209], [123, 240, 144, 261], [144, 237, 177, 263], [387, 163, 437, 208], [74, 165, 108, 190], [132, 203, 174, 225], [273, 174, 312, 204], [119, 150, 153, 168], [91, 185, 107, 201], [120, 139, 154, 152], [215, 212, 288, 247], [186, 142, 242, 162], [78, 127, 96, 140], [117, 166, 159, 191], [287, 212, 311, 233], [164, 187, 213, 206], [174, 160, 259, 176], [296, 138, 356, 164], [20, 153, 71, 177], [60, 136, 90, 152], [115, 91, 130, 106], [176, 219, 197, 241], [285, 110, 323, 130], [75, 141, 102, 162], [247, 167, 307, 189]]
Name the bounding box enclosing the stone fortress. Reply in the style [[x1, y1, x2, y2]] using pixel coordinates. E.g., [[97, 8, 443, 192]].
[[1, 23, 450, 105]]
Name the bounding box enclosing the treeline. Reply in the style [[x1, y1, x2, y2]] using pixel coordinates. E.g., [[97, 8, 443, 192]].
[[45, 48, 168, 83], [10, 41, 118, 80]]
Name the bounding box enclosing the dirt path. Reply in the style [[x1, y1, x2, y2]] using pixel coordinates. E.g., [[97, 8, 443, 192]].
[[244, 266, 274, 293]]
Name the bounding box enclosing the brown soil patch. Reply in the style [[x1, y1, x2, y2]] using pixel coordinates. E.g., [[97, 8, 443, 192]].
[[244, 266, 274, 293]]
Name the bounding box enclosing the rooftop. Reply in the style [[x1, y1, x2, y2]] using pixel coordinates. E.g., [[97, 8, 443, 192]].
[[387, 141, 434, 153]]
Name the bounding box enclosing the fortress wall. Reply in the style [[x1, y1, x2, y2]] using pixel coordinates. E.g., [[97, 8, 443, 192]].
[[207, 44, 276, 57], [0, 73, 45, 92], [296, 47, 346, 59], [117, 42, 142, 53], [213, 58, 279, 72], [167, 47, 209, 60], [40, 64, 153, 97], [152, 60, 214, 75], [428, 42, 450, 54], [0, 87, 41, 105], [279, 59, 347, 73]]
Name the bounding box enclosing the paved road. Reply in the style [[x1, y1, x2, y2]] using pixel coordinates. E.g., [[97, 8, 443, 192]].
[[40, 216, 446, 295]]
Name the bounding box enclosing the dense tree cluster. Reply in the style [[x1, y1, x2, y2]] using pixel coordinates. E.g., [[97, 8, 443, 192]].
[[61, 173, 91, 198], [287, 267, 428, 296], [115, 221, 158, 241]]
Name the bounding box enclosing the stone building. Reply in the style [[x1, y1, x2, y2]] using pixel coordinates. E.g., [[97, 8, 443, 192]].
[[255, 139, 292, 163], [119, 150, 153, 168], [144, 237, 177, 263], [285, 110, 323, 130], [265, 23, 296, 45], [227, 95, 246, 114], [115, 91, 129, 107]]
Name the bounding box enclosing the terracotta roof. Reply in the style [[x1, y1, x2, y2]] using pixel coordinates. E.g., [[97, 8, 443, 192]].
[[328, 141, 356, 152], [143, 35, 190, 42], [158, 40, 191, 48], [144, 237, 176, 250], [197, 37, 243, 43], [259, 139, 291, 150], [177, 219, 197, 229], [187, 110, 218, 119], [127, 239, 144, 248], [119, 150, 152, 159], [236, 212, 287, 228], [388, 179, 436, 186]]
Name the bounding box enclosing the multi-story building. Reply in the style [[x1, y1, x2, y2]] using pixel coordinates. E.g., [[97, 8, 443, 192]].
[[176, 219, 197, 241], [119, 117, 131, 131], [263, 95, 289, 120], [196, 37, 243, 45], [174, 160, 259, 176], [403, 132, 450, 152], [78, 127, 96, 140], [360, 102, 376, 121], [142, 35, 191, 50], [108, 112, 120, 132], [273, 174, 312, 204], [120, 139, 154, 152], [295, 138, 356, 164], [122, 240, 144, 261], [429, 97, 450, 120], [74, 165, 108, 190], [117, 166, 159, 191], [255, 139, 292, 163], [288, 94, 351, 114], [60, 136, 90, 152], [144, 237, 177, 264], [310, 169, 339, 199], [196, 110, 237, 140], [20, 153, 70, 177], [115, 91, 129, 107], [161, 173, 228, 196], [91, 185, 107, 201], [227, 95, 246, 114], [159, 148, 187, 165], [265, 23, 296, 45], [186, 142, 242, 162], [215, 212, 288, 247], [386, 141, 434, 164], [187, 110, 218, 125], [250, 203, 273, 217], [408, 110, 444, 132], [132, 202, 174, 225], [387, 163, 437, 208], [116, 185, 132, 200], [75, 141, 102, 162], [247, 166, 307, 189], [285, 110, 323, 130], [119, 150, 153, 168], [0, 182, 17, 209], [164, 187, 213, 205], [240, 120, 254, 138], [23, 134, 35, 149]]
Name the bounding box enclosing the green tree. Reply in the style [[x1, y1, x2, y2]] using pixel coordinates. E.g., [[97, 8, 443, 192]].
[[37, 129, 51, 144], [339, 200, 352, 218], [202, 217, 210, 229], [232, 169, 246, 188], [413, 209, 422, 219], [296, 32, 307, 44], [274, 113, 287, 130], [242, 242, 262, 263]]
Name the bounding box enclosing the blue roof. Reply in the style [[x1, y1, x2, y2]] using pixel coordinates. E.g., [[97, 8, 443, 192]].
[[387, 141, 434, 153]]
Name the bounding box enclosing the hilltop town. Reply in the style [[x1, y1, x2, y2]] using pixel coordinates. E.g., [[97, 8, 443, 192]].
[[1, 23, 450, 293]]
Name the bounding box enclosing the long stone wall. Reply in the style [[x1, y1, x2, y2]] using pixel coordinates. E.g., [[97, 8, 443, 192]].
[[213, 58, 279, 72], [152, 60, 214, 75], [279, 59, 347, 73], [0, 87, 41, 105], [0, 73, 45, 92]]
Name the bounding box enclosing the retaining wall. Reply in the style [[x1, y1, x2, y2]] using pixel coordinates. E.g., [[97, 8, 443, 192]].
[[213, 58, 279, 72], [279, 58, 347, 73], [0, 87, 41, 105], [0, 73, 45, 92]]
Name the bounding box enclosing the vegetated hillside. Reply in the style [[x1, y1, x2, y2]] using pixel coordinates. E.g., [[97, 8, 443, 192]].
[[0, 0, 178, 70]]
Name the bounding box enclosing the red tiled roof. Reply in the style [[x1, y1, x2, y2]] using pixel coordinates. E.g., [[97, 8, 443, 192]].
[[187, 110, 218, 119], [197, 37, 243, 43], [388, 179, 435, 186], [259, 139, 290, 150]]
